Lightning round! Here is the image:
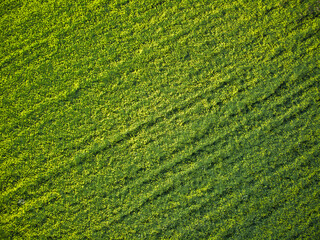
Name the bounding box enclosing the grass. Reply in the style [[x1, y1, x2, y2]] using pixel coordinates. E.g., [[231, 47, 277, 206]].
[[1, 0, 320, 239]]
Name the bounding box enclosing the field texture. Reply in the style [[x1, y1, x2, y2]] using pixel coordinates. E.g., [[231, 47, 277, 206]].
[[1, 0, 320, 239]]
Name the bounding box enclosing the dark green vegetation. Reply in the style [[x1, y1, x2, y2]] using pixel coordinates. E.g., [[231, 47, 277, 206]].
[[1, 0, 320, 239]]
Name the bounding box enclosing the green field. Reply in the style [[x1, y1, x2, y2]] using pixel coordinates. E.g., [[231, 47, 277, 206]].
[[1, 0, 320, 239]]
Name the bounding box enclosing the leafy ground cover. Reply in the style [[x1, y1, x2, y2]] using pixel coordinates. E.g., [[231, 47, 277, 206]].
[[1, 0, 319, 239]]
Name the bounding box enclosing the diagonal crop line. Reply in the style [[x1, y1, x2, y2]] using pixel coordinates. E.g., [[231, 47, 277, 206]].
[[105, 76, 317, 200], [105, 64, 318, 157], [105, 96, 316, 227], [107, 76, 240, 144], [2, 70, 315, 209], [134, 144, 320, 238]]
